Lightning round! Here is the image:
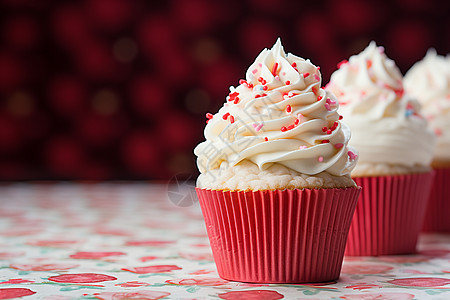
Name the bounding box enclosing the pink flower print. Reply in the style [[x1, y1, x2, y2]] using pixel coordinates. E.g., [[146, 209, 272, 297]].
[[10, 263, 79, 271], [341, 264, 393, 274], [165, 277, 229, 286], [27, 240, 79, 248], [0, 279, 34, 285], [114, 281, 151, 287], [345, 283, 381, 291], [0, 228, 40, 236], [139, 256, 159, 262], [69, 251, 126, 259], [95, 228, 131, 236], [125, 240, 175, 246], [178, 252, 213, 261], [340, 292, 415, 300], [48, 273, 117, 283], [189, 269, 214, 275], [388, 277, 450, 287], [122, 265, 181, 274], [93, 290, 170, 300], [0, 288, 36, 299], [218, 290, 284, 300]]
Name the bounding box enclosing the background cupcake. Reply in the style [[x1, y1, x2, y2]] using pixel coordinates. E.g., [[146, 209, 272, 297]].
[[404, 50, 450, 232], [327, 42, 436, 256], [194, 39, 360, 283]]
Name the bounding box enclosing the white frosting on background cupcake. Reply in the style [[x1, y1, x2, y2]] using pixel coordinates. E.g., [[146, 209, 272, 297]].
[[327, 42, 436, 176], [404, 49, 450, 164]]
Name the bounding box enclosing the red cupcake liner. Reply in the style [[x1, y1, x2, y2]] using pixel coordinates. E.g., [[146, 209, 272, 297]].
[[422, 167, 450, 233], [345, 172, 434, 256], [196, 187, 361, 283]]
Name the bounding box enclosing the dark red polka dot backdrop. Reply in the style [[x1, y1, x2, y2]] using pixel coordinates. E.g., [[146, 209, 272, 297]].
[[0, 0, 448, 180]]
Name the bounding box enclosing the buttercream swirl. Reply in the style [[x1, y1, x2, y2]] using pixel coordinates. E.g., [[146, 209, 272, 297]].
[[194, 39, 357, 179], [404, 49, 450, 163], [326, 41, 435, 175]]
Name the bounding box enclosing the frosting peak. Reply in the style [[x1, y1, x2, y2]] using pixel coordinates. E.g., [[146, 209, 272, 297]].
[[194, 39, 357, 180]]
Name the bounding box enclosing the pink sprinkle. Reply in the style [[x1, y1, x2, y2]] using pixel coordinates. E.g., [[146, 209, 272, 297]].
[[252, 69, 258, 74], [318, 156, 324, 162], [271, 62, 279, 76], [299, 145, 307, 150], [258, 63, 262, 67], [324, 103, 331, 111], [275, 75, 280, 80], [282, 72, 286, 76], [297, 113, 303, 121], [252, 123, 264, 131], [334, 143, 343, 149], [348, 151, 357, 160], [435, 128, 442, 136], [326, 98, 336, 105], [314, 74, 320, 81], [303, 72, 310, 78]]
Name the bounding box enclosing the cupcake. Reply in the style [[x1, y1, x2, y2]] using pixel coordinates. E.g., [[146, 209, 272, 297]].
[[194, 39, 360, 283], [404, 50, 450, 232], [327, 42, 436, 256]]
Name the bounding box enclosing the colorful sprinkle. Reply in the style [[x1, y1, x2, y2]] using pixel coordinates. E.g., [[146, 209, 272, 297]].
[[324, 103, 331, 111], [252, 69, 258, 74], [348, 151, 357, 160], [222, 112, 230, 120], [334, 143, 343, 149], [286, 105, 292, 113], [275, 75, 280, 80], [271, 62, 279, 76], [326, 98, 336, 105], [252, 123, 264, 132], [337, 60, 348, 69], [299, 145, 307, 150], [234, 97, 240, 104], [318, 156, 324, 162]]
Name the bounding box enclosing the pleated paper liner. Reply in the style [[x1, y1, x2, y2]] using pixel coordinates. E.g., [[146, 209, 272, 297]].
[[345, 172, 434, 256], [422, 167, 450, 233], [196, 187, 361, 283]]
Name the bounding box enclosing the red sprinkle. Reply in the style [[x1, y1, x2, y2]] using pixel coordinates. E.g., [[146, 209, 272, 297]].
[[234, 98, 240, 104], [294, 119, 300, 125], [255, 94, 261, 98], [206, 113, 214, 119], [332, 121, 338, 130], [281, 126, 287, 132], [285, 80, 291, 85], [326, 129, 332, 134], [229, 115, 235, 123], [312, 86, 318, 95], [287, 124, 295, 130], [291, 62, 297, 68], [263, 85, 268, 91], [303, 72, 310, 78], [322, 140, 330, 143], [286, 105, 292, 113], [222, 112, 230, 120], [337, 60, 348, 69], [322, 127, 328, 132], [258, 77, 267, 85], [239, 79, 246, 85], [271, 62, 279, 76], [264, 137, 269, 141], [339, 115, 343, 120], [317, 96, 323, 101]]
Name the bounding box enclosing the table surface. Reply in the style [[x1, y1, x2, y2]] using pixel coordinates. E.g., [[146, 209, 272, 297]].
[[0, 183, 449, 300]]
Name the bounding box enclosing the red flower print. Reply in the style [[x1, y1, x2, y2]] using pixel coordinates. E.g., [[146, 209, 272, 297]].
[[122, 265, 181, 274], [0, 288, 36, 299], [139, 256, 159, 262], [341, 264, 393, 274], [125, 240, 175, 246], [48, 273, 117, 283], [27, 240, 79, 247], [388, 277, 450, 287], [114, 281, 151, 287], [0, 252, 25, 259], [69, 252, 126, 259], [93, 290, 170, 300], [340, 292, 415, 300], [219, 290, 284, 300], [165, 277, 229, 286], [10, 263, 79, 271], [0, 279, 34, 285], [345, 283, 381, 291], [178, 252, 213, 261]]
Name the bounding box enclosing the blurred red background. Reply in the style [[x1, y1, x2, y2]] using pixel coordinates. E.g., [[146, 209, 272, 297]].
[[0, 0, 449, 180]]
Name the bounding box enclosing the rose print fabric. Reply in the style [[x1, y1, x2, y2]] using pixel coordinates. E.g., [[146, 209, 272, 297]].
[[0, 183, 449, 299]]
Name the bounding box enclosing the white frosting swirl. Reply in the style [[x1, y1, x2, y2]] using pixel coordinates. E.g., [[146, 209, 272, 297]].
[[327, 41, 436, 174], [404, 49, 450, 163], [194, 39, 357, 179]]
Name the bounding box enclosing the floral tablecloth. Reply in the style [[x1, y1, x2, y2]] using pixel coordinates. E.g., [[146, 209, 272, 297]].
[[0, 183, 449, 300]]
